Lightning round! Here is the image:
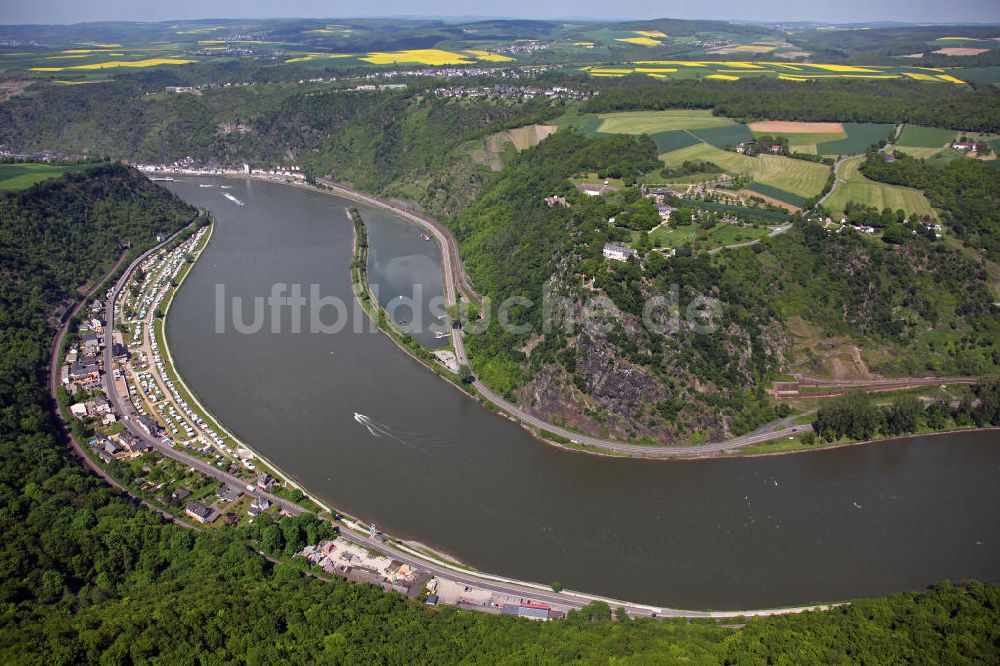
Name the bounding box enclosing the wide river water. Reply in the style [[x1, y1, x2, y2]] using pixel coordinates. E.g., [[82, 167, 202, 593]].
[[165, 177, 1000, 610]]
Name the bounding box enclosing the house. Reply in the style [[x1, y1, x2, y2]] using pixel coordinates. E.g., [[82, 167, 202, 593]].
[[501, 604, 551, 621], [171, 487, 191, 503], [645, 185, 680, 198], [248, 497, 272, 517], [70, 402, 89, 419], [544, 195, 568, 207], [184, 500, 218, 524], [217, 486, 242, 503], [120, 431, 152, 454], [257, 472, 277, 491], [103, 439, 122, 456], [575, 183, 608, 197], [602, 243, 638, 262], [94, 396, 111, 414], [69, 361, 100, 381], [135, 414, 160, 436]]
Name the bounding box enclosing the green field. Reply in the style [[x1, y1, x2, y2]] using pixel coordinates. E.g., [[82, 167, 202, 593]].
[[896, 125, 956, 148], [745, 181, 807, 207], [0, 163, 93, 190], [649, 221, 772, 250], [650, 129, 702, 152], [825, 156, 937, 218], [752, 131, 846, 155], [817, 123, 896, 156], [688, 124, 754, 148], [925, 149, 964, 167], [597, 109, 736, 134], [660, 143, 830, 199]]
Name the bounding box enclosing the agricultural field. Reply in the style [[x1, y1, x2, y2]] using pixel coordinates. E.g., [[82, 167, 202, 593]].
[[595, 109, 737, 134], [0, 162, 95, 190], [660, 142, 830, 204], [582, 60, 973, 84], [815, 123, 897, 156], [825, 156, 937, 218], [749, 121, 847, 154], [896, 125, 956, 148]]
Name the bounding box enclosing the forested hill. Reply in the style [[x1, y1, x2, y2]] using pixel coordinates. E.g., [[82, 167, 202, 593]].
[[453, 132, 999, 443], [0, 83, 561, 219], [1, 158, 999, 665]]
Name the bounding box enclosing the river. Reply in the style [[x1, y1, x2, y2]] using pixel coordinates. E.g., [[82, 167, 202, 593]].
[[164, 177, 1000, 610]]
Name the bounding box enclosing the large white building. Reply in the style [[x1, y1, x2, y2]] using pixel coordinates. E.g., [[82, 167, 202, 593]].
[[603, 243, 637, 262]]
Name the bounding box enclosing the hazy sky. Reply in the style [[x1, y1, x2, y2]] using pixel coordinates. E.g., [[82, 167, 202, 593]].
[[1, 0, 998, 25]]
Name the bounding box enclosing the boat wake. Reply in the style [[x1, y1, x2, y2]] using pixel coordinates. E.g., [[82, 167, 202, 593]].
[[353, 413, 435, 456], [222, 192, 245, 206]]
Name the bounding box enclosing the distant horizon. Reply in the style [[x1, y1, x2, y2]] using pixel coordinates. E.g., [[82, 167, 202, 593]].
[[3, 15, 1000, 27], [2, 1, 999, 27]]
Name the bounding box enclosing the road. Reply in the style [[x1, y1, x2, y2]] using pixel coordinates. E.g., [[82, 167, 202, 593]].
[[818, 155, 848, 208]]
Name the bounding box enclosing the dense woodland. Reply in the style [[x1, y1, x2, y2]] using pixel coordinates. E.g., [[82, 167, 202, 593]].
[[814, 386, 1000, 443], [0, 166, 996, 664], [584, 79, 1000, 131]]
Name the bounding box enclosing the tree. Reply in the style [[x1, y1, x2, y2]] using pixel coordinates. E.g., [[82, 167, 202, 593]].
[[885, 395, 922, 435]]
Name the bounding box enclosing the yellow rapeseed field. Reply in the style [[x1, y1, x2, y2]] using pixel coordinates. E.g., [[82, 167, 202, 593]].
[[615, 37, 661, 46], [903, 72, 941, 81], [806, 64, 881, 72], [707, 74, 740, 80], [32, 58, 196, 72], [633, 30, 667, 38], [284, 53, 354, 63], [360, 49, 473, 65], [463, 50, 514, 62], [635, 60, 707, 66]]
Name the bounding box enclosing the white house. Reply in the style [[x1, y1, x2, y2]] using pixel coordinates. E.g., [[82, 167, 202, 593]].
[[70, 402, 89, 419], [603, 243, 638, 262]]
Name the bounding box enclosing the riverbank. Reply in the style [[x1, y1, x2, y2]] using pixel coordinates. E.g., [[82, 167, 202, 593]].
[[738, 425, 1000, 458]]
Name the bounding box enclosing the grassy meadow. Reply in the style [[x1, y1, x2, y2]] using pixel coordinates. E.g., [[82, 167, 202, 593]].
[[0, 163, 95, 190], [825, 156, 937, 218]]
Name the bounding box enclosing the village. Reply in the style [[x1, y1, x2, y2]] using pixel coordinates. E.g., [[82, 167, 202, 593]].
[[59, 225, 290, 527]]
